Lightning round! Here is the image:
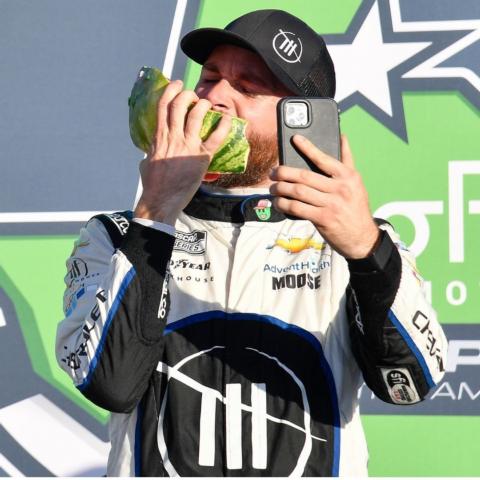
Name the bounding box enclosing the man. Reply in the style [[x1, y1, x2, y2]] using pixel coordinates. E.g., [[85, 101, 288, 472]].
[[56, 10, 447, 477]]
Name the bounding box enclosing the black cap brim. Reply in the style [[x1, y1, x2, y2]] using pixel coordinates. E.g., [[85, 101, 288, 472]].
[[180, 28, 302, 95]]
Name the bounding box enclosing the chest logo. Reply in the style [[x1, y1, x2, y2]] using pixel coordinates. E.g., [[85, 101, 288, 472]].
[[267, 236, 325, 254], [154, 315, 339, 476], [254, 199, 272, 221], [173, 230, 207, 255]]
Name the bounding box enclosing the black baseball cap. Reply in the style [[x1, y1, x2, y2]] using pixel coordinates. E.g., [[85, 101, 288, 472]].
[[181, 9, 336, 98]]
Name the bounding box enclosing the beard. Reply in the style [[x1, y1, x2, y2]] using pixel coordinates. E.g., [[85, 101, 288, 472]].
[[209, 132, 278, 188]]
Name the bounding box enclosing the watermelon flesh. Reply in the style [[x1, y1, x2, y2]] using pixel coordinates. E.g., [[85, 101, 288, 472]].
[[128, 67, 250, 174]]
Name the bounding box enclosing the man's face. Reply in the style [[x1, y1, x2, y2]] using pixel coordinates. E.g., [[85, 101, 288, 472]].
[[195, 44, 291, 139], [195, 44, 292, 187]]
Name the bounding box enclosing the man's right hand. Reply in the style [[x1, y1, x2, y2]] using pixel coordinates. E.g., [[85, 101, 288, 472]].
[[134, 80, 232, 225]]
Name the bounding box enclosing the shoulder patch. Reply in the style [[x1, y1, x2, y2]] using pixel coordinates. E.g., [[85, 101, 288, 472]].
[[91, 211, 133, 249]]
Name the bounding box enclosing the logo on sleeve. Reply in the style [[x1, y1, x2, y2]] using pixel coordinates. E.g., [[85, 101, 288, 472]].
[[105, 212, 130, 235], [67, 258, 89, 282], [381, 367, 420, 404], [157, 269, 170, 321]]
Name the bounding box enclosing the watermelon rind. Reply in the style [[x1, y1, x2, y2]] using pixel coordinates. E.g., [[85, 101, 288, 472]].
[[128, 66, 250, 174]]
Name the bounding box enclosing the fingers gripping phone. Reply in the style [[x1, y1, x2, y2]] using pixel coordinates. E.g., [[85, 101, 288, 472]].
[[277, 97, 340, 172]]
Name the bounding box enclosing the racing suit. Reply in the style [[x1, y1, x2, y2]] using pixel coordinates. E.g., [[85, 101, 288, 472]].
[[56, 187, 447, 477]]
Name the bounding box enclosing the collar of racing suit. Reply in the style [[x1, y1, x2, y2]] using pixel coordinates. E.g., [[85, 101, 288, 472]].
[[184, 187, 288, 223]]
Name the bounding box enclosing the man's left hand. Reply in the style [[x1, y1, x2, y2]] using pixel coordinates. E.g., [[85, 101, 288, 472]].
[[269, 134, 380, 259]]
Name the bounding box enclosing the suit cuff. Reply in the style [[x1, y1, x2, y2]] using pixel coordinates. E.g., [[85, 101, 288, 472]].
[[347, 229, 395, 274]]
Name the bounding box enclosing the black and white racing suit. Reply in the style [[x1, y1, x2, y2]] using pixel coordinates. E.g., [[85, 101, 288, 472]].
[[56, 187, 447, 477]]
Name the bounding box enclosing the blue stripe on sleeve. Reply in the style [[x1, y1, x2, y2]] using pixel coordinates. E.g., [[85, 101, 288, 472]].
[[77, 266, 136, 391], [387, 310, 435, 388]]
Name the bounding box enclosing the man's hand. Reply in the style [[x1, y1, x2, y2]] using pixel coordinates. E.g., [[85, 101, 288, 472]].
[[269, 134, 380, 259], [134, 80, 232, 225]]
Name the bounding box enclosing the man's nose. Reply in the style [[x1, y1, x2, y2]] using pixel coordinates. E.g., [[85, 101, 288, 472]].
[[199, 79, 233, 114]]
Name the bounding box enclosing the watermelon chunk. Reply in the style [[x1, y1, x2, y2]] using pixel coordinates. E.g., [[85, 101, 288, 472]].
[[128, 66, 250, 174]]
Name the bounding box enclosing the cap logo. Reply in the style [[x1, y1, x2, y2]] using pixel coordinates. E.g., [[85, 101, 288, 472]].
[[272, 29, 302, 63]]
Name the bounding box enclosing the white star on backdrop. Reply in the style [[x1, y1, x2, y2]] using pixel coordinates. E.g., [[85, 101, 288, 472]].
[[327, 1, 430, 116]]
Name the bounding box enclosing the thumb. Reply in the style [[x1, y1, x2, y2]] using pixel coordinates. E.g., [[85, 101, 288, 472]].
[[340, 134, 355, 168]]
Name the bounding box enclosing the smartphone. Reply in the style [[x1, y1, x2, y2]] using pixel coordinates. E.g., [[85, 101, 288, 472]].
[[277, 97, 340, 172]]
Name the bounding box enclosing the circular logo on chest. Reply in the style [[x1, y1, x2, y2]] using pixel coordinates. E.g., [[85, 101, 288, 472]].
[[154, 313, 339, 477]]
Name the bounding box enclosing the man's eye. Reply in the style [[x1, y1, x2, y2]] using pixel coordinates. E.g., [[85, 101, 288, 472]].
[[240, 86, 257, 96]]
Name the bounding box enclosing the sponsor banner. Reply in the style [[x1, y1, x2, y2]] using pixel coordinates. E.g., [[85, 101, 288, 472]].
[[360, 324, 480, 415]]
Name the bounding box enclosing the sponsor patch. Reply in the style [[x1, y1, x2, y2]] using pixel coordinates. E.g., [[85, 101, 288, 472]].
[[264, 259, 330, 275], [267, 236, 326, 254], [67, 258, 89, 283], [350, 288, 364, 335], [381, 367, 420, 404], [412, 310, 444, 370], [105, 212, 130, 236], [272, 272, 321, 291], [173, 230, 207, 255], [173, 275, 214, 284], [170, 258, 210, 271], [62, 289, 107, 370], [158, 269, 170, 320], [254, 199, 272, 221]]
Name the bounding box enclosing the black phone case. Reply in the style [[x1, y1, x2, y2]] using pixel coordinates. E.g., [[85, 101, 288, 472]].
[[277, 97, 340, 172]]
